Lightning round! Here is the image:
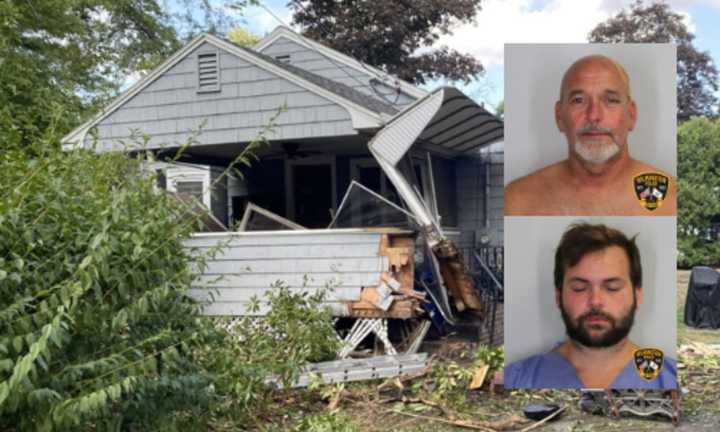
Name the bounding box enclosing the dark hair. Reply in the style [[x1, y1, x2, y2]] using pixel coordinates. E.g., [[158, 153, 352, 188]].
[[554, 223, 642, 290]]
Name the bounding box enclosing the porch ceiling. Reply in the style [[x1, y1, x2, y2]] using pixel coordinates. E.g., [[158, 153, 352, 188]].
[[369, 87, 504, 164], [418, 87, 504, 154], [149, 134, 371, 166]]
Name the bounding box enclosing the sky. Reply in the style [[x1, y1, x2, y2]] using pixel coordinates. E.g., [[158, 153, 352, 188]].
[[238, 0, 720, 112]]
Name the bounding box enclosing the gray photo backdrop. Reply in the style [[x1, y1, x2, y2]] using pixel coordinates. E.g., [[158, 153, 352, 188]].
[[504, 216, 677, 365], [504, 43, 677, 185]]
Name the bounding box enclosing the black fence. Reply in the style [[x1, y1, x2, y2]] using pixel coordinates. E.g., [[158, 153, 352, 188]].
[[464, 246, 504, 345]]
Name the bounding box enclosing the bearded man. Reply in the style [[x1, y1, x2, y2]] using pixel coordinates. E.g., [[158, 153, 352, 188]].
[[504, 223, 677, 389], [504, 55, 676, 215]]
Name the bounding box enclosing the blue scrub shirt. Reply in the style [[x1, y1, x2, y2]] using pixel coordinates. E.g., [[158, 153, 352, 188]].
[[505, 348, 677, 389]]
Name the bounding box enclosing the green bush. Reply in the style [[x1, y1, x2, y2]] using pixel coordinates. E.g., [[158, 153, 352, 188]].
[[0, 147, 211, 430], [678, 116, 720, 267], [201, 283, 340, 426], [0, 141, 345, 430], [295, 410, 360, 432]]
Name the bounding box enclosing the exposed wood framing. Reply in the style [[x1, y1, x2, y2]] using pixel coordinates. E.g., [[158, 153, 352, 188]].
[[434, 239, 483, 313], [348, 231, 424, 319], [186, 228, 424, 319]]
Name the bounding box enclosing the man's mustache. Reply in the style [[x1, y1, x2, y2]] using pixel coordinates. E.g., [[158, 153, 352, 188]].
[[577, 123, 614, 136], [578, 309, 615, 325]]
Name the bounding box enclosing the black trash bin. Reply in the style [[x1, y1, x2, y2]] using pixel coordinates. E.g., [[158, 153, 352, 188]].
[[684, 266, 720, 329]]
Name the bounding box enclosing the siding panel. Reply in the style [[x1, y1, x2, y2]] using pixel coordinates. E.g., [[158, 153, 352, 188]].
[[454, 157, 504, 248], [184, 229, 398, 317], [259, 37, 417, 107], [192, 272, 379, 289], [91, 41, 357, 151]]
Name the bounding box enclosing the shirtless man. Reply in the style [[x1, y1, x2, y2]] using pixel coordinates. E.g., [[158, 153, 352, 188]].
[[504, 55, 676, 216], [505, 223, 676, 389]]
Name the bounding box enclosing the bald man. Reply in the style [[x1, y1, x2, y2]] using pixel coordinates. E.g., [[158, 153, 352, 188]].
[[505, 55, 676, 216]]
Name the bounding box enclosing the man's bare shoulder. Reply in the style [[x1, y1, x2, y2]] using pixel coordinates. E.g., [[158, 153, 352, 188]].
[[505, 163, 567, 215]]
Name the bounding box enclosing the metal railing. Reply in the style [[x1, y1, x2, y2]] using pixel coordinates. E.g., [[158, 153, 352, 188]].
[[464, 245, 504, 345]]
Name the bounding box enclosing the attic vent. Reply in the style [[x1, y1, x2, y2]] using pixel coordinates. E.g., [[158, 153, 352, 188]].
[[197, 51, 220, 92], [275, 54, 291, 63]]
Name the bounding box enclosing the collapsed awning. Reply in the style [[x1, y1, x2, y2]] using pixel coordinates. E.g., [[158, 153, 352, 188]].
[[369, 87, 503, 165], [368, 87, 502, 324]]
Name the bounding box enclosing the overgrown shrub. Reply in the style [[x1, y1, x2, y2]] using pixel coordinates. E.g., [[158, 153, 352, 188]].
[[1, 135, 346, 430], [0, 147, 211, 430], [202, 283, 340, 425]]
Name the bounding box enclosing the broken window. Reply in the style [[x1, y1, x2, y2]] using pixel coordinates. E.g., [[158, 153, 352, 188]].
[[237, 202, 306, 231], [329, 181, 418, 229], [350, 158, 402, 207]]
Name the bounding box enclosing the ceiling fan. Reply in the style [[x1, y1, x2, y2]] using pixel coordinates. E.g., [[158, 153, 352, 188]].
[[266, 142, 323, 159]]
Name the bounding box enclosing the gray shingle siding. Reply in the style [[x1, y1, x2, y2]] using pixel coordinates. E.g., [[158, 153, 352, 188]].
[[88, 42, 358, 151], [248, 46, 398, 115], [259, 37, 417, 107], [455, 158, 504, 249], [184, 230, 391, 316]]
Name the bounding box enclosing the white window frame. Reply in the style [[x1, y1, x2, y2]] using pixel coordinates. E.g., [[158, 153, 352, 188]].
[[166, 166, 211, 208]]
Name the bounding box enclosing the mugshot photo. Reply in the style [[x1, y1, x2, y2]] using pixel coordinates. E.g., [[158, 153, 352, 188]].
[[503, 44, 677, 216], [503, 217, 676, 389]]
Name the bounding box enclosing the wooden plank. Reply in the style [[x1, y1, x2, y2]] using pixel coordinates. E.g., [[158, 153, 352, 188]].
[[389, 235, 415, 293], [195, 256, 387, 275], [192, 271, 381, 288], [189, 286, 361, 302]]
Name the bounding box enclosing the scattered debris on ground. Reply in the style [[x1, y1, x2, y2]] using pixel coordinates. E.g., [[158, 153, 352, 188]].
[[239, 339, 720, 431]]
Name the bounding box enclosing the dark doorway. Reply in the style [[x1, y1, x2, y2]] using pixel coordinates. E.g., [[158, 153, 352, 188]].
[[293, 164, 333, 228]]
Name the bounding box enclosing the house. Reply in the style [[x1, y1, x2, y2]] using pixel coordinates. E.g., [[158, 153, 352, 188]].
[[62, 26, 505, 352]]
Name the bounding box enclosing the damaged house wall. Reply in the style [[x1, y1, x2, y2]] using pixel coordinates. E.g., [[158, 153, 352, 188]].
[[62, 28, 505, 332], [185, 229, 423, 318]]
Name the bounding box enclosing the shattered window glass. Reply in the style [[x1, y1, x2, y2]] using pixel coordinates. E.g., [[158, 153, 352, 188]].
[[238, 202, 306, 231], [243, 214, 298, 231], [329, 181, 419, 229]]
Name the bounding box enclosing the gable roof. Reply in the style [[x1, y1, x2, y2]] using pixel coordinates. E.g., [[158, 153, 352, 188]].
[[250, 48, 398, 116], [62, 33, 396, 149], [255, 26, 428, 100]]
